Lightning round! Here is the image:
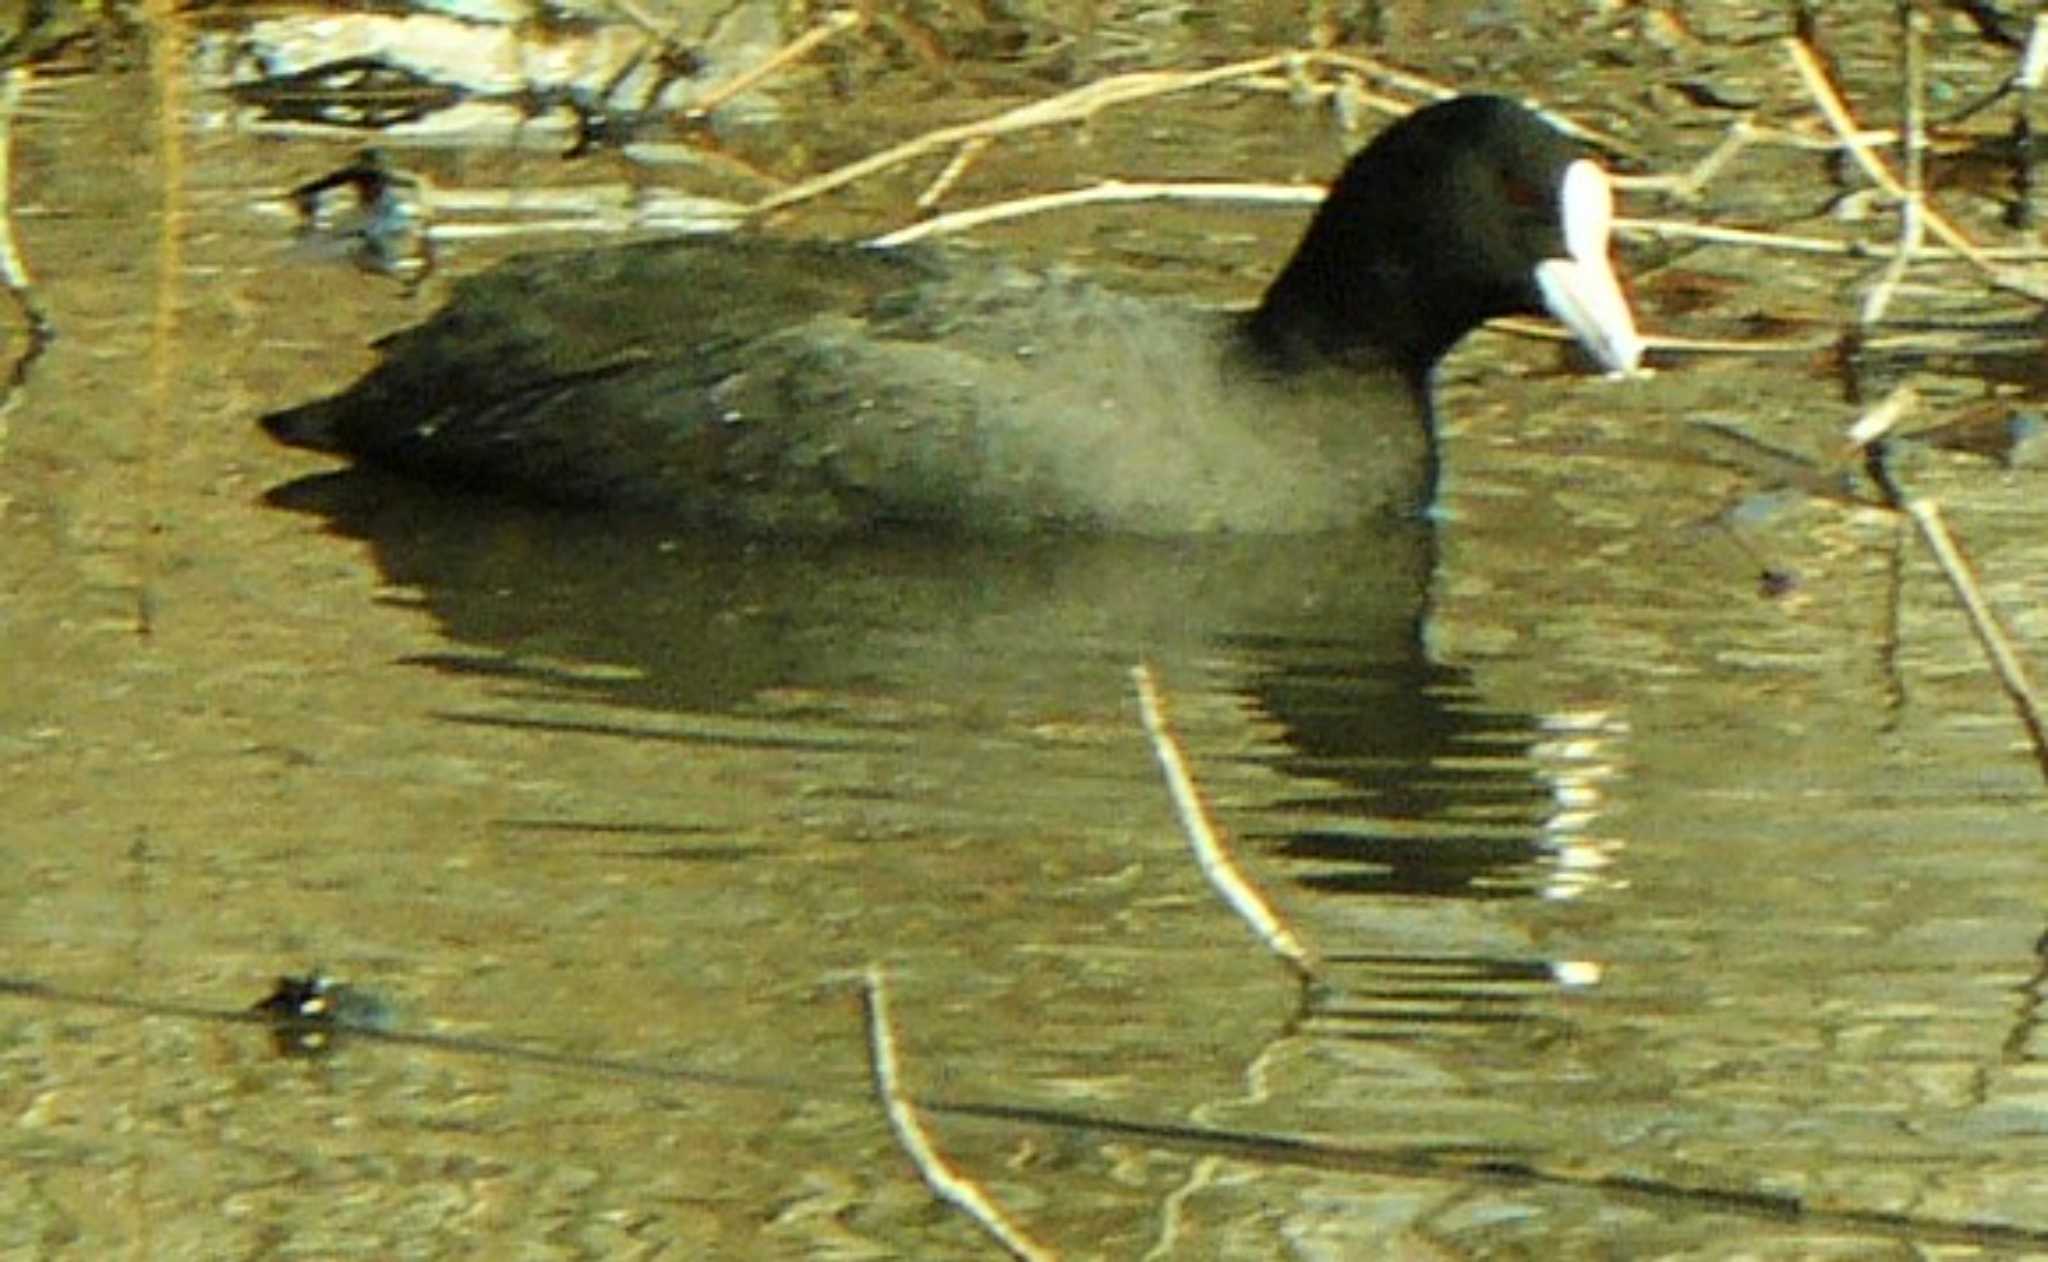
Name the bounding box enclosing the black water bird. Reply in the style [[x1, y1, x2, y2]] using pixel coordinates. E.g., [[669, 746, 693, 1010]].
[[262, 95, 1641, 534]]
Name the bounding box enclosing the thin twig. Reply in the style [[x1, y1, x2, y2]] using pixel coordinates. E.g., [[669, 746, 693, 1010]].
[[257, 182, 749, 243], [1297, 49, 1643, 157], [1130, 664, 1318, 983], [1490, 315, 1826, 356], [16, 971, 2048, 1250], [0, 67, 50, 405], [1844, 383, 1919, 448], [1903, 499, 2048, 783], [1898, 2, 1929, 203], [758, 51, 1633, 218], [2011, 14, 2048, 226], [754, 53, 1297, 214], [879, 180, 1952, 269], [914, 136, 992, 210], [1857, 2, 1927, 324], [860, 968, 1056, 1262], [872, 179, 1323, 246], [686, 9, 864, 122], [1614, 116, 1759, 202], [1785, 36, 2048, 303], [877, 188, 1828, 358], [1615, 214, 2048, 262], [1282, 47, 1463, 113], [1850, 388, 2048, 778], [2019, 13, 2048, 89], [1231, 72, 1418, 136]]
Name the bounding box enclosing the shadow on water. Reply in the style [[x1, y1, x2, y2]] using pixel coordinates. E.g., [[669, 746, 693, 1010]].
[[266, 465, 1563, 899], [258, 467, 1593, 1103]]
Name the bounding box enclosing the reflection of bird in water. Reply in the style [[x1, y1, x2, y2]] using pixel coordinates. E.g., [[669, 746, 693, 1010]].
[[284, 148, 437, 291]]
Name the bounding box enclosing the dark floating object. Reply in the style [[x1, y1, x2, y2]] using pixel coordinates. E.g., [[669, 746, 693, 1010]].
[[252, 972, 394, 1058], [232, 57, 466, 130], [1758, 568, 1800, 599], [263, 95, 1642, 534]]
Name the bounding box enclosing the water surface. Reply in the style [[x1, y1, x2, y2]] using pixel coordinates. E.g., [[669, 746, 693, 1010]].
[[6, 6, 2048, 1257]]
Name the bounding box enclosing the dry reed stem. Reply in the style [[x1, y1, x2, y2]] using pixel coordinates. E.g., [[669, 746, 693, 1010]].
[[688, 9, 864, 122], [2023, 16, 2048, 90], [872, 189, 1851, 358], [1614, 117, 1757, 202], [860, 968, 1056, 1262], [752, 52, 1297, 214], [1846, 387, 2048, 783], [754, 49, 1635, 220], [1286, 47, 1462, 113], [1856, 2, 1928, 325], [1615, 214, 2048, 262], [1479, 313, 1827, 357], [1844, 383, 1918, 447], [880, 185, 1844, 358], [1300, 49, 1642, 156], [1231, 73, 1422, 133], [1903, 500, 2048, 782], [871, 179, 1323, 246], [1129, 664, 1318, 983], [914, 135, 991, 210], [2012, 16, 2048, 226], [0, 67, 49, 407], [0, 73, 40, 313], [1785, 36, 2048, 303]]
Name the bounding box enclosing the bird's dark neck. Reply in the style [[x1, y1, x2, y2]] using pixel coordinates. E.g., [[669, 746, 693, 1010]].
[[1237, 281, 1438, 406], [1242, 246, 1456, 397]]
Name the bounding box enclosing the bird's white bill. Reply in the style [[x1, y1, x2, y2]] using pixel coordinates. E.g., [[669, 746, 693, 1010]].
[[1535, 158, 1642, 377]]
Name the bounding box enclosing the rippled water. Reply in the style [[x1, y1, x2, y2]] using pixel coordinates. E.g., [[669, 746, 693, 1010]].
[[8, 7, 2048, 1257]]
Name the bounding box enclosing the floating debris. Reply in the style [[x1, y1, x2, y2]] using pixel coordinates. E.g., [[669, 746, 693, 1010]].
[[251, 972, 395, 1058]]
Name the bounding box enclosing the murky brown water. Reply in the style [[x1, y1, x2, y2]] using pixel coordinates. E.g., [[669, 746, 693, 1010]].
[[8, 3, 2048, 1258]]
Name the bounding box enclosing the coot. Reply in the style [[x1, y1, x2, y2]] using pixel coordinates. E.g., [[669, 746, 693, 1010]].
[[262, 95, 1641, 533]]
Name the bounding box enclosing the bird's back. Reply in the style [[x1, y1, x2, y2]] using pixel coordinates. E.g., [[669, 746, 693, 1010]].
[[266, 236, 1432, 533]]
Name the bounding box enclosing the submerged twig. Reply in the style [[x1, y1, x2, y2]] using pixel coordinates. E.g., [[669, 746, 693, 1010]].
[[0, 67, 50, 405], [1903, 499, 2048, 783], [1856, 1, 1928, 325], [1130, 664, 1318, 983], [1844, 387, 2048, 782], [15, 970, 2048, 1249], [860, 968, 1055, 1262]]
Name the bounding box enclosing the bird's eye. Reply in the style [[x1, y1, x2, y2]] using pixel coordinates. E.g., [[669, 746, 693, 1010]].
[[1502, 176, 1546, 209]]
